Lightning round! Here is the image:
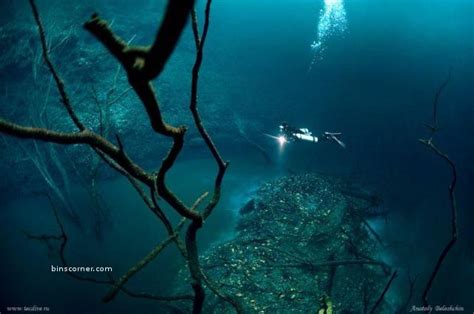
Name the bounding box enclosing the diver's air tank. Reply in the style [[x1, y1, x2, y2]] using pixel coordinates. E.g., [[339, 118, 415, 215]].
[[295, 133, 319, 142]]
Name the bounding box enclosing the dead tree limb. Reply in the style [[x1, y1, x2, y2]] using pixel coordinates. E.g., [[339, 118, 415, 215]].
[[191, 9, 201, 50], [423, 67, 452, 137], [202, 270, 244, 314], [102, 218, 187, 303], [419, 69, 458, 307], [369, 270, 398, 314], [184, 1, 243, 313], [0, 120, 153, 185], [26, 195, 193, 303], [29, 0, 84, 130], [83, 7, 202, 222], [96, 148, 189, 259], [419, 139, 458, 306], [1, 0, 235, 312], [396, 272, 418, 314], [100, 191, 206, 304]]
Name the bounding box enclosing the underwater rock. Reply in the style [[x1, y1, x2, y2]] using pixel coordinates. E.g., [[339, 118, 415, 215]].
[[175, 174, 395, 313]]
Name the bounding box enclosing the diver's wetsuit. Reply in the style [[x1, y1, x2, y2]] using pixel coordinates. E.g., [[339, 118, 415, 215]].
[[279, 122, 319, 142]]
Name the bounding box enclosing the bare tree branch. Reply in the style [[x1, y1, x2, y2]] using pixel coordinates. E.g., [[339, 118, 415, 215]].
[[102, 218, 187, 303], [424, 67, 453, 137], [2, 1, 236, 312], [419, 69, 458, 307], [419, 139, 458, 307], [191, 9, 201, 50], [202, 270, 244, 314], [369, 270, 398, 314], [184, 1, 243, 313], [28, 0, 84, 130], [396, 272, 418, 314], [26, 195, 193, 304], [83, 10, 201, 220], [0, 119, 153, 185]]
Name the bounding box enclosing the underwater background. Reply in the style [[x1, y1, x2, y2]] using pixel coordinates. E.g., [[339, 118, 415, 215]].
[[0, 0, 473, 313]]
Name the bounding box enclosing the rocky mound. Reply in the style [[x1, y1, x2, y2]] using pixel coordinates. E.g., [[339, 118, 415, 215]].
[[176, 174, 396, 313]]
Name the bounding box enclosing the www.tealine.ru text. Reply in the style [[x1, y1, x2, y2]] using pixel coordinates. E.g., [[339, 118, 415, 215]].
[[5, 305, 50, 312]]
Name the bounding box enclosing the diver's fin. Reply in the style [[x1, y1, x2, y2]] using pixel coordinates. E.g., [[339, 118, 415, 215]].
[[324, 132, 346, 149], [332, 135, 346, 149]]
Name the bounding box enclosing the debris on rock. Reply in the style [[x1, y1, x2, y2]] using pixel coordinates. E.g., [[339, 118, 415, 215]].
[[175, 174, 395, 313]]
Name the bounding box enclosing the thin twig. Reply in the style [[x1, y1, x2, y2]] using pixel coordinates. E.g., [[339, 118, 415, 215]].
[[369, 270, 398, 314], [191, 9, 200, 50], [29, 0, 84, 130], [0, 120, 153, 186], [185, 1, 241, 313], [419, 139, 458, 307], [202, 270, 244, 314], [26, 196, 192, 303], [424, 67, 452, 137], [396, 272, 418, 313], [102, 218, 186, 303]]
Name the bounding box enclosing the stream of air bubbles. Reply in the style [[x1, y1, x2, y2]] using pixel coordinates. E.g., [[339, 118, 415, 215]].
[[309, 0, 347, 71]]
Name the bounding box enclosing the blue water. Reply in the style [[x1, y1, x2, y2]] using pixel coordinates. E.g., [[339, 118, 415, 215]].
[[0, 0, 473, 312]]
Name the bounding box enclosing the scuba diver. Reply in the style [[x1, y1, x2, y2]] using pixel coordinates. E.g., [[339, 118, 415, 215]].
[[278, 122, 346, 148]]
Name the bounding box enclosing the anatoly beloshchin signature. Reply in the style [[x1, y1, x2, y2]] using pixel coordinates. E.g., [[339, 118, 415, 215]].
[[409, 304, 465, 312]]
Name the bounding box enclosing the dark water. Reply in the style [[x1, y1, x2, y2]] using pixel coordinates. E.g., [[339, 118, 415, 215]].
[[0, 0, 473, 313]]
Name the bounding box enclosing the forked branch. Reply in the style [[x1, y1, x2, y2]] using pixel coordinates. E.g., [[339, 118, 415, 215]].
[[184, 1, 243, 313], [419, 139, 458, 306], [0, 120, 153, 185], [102, 218, 187, 303], [29, 0, 84, 130], [25, 195, 193, 304], [84, 7, 203, 222], [419, 69, 458, 307]]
